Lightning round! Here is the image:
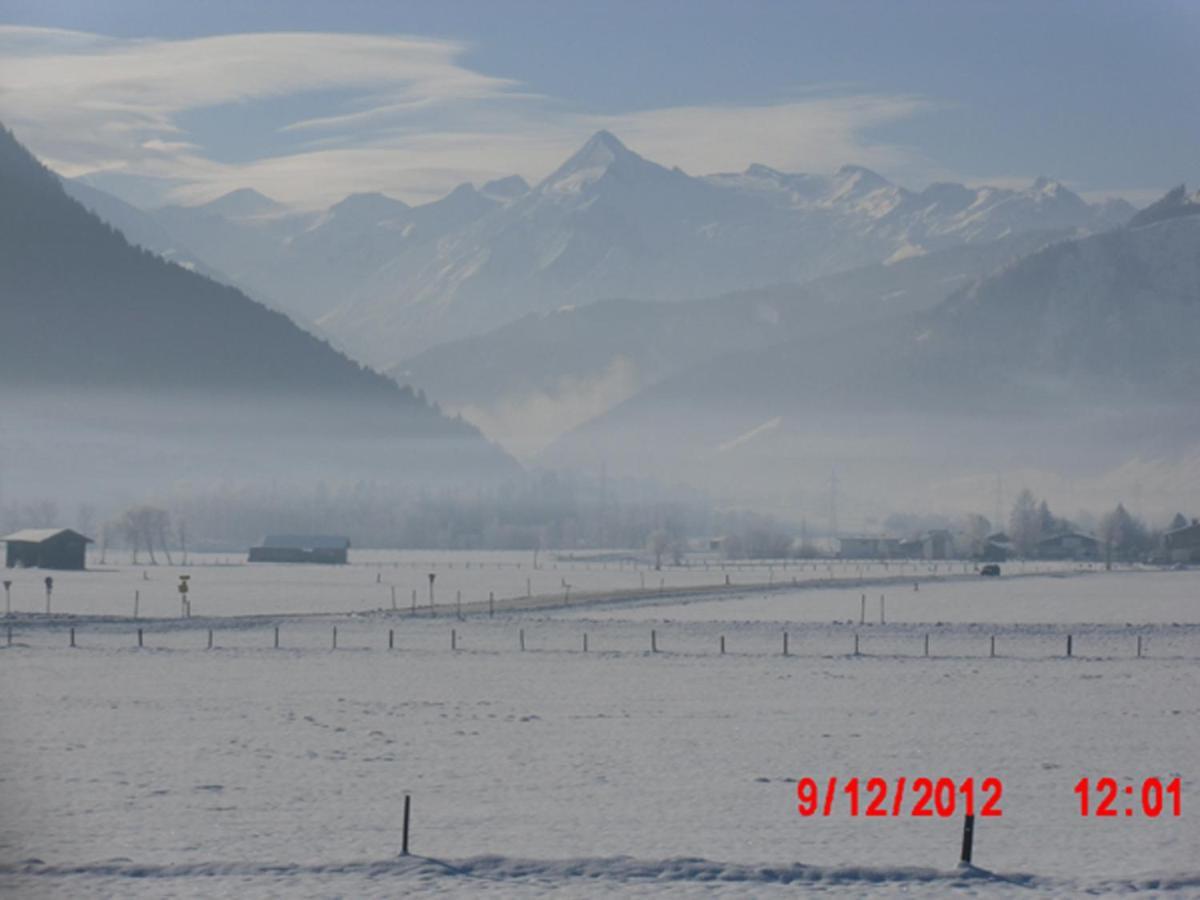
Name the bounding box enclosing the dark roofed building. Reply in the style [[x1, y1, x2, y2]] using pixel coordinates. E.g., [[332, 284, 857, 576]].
[[3, 528, 93, 570], [1164, 519, 1200, 563], [1036, 531, 1100, 561], [248, 534, 350, 565]]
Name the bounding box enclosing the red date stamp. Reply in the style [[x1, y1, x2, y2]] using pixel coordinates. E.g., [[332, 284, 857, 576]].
[[796, 776, 1003, 818]]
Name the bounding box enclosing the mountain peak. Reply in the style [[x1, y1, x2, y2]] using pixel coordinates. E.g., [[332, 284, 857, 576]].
[[584, 129, 629, 153], [331, 191, 410, 214], [834, 164, 890, 187], [481, 174, 530, 201], [744, 163, 786, 179], [1128, 184, 1200, 229], [1030, 175, 1065, 194], [196, 187, 284, 218], [540, 130, 657, 193]]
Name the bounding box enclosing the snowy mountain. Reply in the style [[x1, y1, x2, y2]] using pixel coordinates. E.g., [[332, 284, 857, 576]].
[[391, 229, 1069, 457], [99, 131, 1130, 368], [0, 124, 515, 503], [319, 132, 1131, 365], [60, 177, 226, 281], [541, 198, 1200, 505]]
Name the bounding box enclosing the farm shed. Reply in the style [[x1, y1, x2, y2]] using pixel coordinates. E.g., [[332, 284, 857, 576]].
[[3, 528, 93, 570]]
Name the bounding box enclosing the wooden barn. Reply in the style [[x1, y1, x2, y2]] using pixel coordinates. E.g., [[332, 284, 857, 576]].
[[248, 534, 350, 565], [3, 528, 93, 570]]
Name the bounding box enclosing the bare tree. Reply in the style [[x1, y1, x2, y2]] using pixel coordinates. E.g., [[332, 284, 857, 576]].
[[117, 506, 172, 565]]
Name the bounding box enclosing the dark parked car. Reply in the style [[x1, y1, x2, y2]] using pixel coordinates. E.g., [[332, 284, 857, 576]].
[[980, 564, 1001, 576]]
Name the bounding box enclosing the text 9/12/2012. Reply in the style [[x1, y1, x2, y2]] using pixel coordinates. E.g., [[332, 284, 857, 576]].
[[796, 777, 1003, 818]]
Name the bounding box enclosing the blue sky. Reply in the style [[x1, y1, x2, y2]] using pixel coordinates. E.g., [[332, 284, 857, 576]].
[[0, 0, 1196, 207]]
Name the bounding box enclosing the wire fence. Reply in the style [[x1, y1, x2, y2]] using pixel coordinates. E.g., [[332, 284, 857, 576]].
[[4, 617, 1197, 661]]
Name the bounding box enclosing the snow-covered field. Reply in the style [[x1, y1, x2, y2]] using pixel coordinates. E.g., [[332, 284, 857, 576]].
[[0, 550, 1092, 619], [2, 557, 1197, 897]]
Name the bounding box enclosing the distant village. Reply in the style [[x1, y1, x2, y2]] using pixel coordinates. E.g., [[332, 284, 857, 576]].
[[3, 487, 1198, 572]]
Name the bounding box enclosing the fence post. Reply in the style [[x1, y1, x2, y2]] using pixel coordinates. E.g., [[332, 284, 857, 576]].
[[1067, 634, 1072, 658], [134, 590, 139, 619], [990, 636, 995, 658], [451, 628, 457, 651], [401, 793, 411, 856], [207, 629, 213, 650], [924, 633, 929, 657], [651, 629, 657, 653], [720, 635, 725, 655], [1136, 635, 1142, 658], [71, 627, 77, 648], [519, 628, 525, 651], [389, 629, 394, 650], [136, 628, 142, 648], [583, 633, 588, 653], [880, 595, 885, 625], [274, 626, 280, 649], [783, 631, 789, 656], [489, 592, 495, 618], [854, 633, 860, 656], [960, 814, 975, 865], [860, 594, 866, 624], [456, 590, 462, 620], [332, 627, 337, 650]]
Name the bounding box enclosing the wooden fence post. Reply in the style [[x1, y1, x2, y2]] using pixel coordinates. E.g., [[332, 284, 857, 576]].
[[136, 628, 142, 648], [960, 814, 975, 865], [71, 627, 77, 648], [332, 627, 337, 650], [389, 629, 394, 650], [519, 628, 525, 651], [720, 635, 725, 655], [783, 631, 789, 656], [651, 629, 657, 653], [207, 629, 213, 650], [402, 793, 411, 856]]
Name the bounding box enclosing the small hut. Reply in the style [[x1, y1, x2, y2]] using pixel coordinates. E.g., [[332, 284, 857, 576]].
[[3, 528, 93, 570], [248, 534, 350, 565]]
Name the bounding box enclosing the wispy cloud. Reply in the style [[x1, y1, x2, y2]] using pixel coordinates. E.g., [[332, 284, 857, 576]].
[[0, 26, 940, 208]]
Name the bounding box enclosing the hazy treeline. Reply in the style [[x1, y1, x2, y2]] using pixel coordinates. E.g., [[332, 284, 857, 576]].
[[2, 480, 1185, 563]]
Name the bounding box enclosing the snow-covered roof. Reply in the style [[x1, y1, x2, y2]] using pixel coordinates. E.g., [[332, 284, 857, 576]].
[[2, 528, 93, 544]]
